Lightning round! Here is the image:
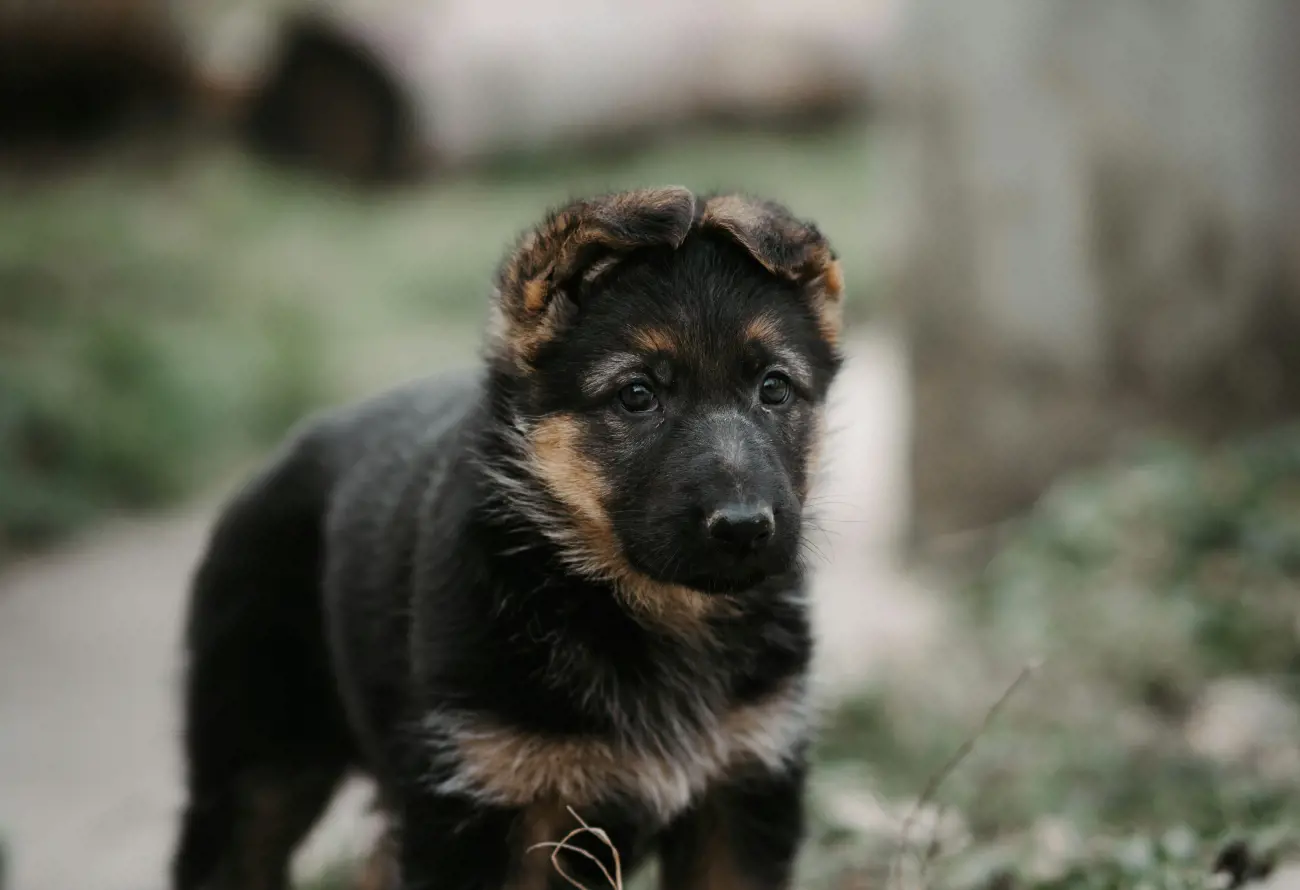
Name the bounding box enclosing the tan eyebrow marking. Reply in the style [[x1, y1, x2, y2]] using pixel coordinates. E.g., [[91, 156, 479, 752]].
[[630, 326, 677, 354], [743, 314, 813, 386], [744, 315, 785, 350]]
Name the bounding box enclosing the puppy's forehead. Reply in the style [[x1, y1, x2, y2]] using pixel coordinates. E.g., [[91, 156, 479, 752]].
[[598, 236, 796, 349], [608, 303, 788, 369], [621, 315, 787, 360]]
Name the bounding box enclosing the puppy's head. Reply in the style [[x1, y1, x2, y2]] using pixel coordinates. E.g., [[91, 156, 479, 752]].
[[485, 188, 843, 597]]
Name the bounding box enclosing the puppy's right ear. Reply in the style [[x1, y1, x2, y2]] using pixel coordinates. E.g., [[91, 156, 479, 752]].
[[491, 188, 696, 370]]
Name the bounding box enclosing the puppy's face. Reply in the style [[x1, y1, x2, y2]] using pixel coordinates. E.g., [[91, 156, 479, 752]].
[[490, 189, 843, 595]]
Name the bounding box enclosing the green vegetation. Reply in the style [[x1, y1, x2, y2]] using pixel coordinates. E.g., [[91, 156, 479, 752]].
[[0, 123, 875, 554], [809, 425, 1300, 889]]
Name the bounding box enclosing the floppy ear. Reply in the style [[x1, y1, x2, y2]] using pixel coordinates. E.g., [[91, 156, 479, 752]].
[[699, 194, 845, 344], [491, 187, 697, 369]]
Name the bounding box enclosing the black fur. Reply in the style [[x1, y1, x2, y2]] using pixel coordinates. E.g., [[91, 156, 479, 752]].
[[171, 191, 842, 890]]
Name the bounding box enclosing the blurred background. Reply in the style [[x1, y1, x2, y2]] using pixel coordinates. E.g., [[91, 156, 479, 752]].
[[1, 1, 1298, 889]]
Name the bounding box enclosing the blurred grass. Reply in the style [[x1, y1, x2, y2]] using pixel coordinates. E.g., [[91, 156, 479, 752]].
[[809, 425, 1300, 889], [0, 123, 875, 555]]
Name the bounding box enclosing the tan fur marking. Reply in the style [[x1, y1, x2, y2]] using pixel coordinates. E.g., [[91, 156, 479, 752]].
[[699, 840, 753, 890], [531, 415, 611, 537], [820, 257, 845, 299], [631, 326, 678, 355], [230, 771, 339, 890], [743, 314, 785, 350], [812, 292, 842, 347], [528, 414, 717, 635], [618, 573, 725, 633], [522, 278, 549, 315], [512, 799, 567, 890], [355, 832, 399, 890], [700, 195, 844, 348], [438, 680, 809, 820], [810, 256, 844, 346], [675, 819, 754, 890], [515, 315, 565, 373], [700, 196, 769, 270], [455, 731, 625, 809], [494, 188, 696, 372]]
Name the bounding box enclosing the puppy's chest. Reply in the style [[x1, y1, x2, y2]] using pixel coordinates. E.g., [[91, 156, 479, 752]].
[[426, 670, 810, 822]]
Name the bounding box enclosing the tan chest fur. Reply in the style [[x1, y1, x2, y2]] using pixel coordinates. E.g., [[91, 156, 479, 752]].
[[424, 679, 810, 822]]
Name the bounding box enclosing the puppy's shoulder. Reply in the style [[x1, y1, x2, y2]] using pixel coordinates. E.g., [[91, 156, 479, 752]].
[[219, 369, 482, 551], [300, 369, 484, 469]]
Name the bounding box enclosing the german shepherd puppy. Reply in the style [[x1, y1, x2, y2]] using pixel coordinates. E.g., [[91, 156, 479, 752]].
[[171, 187, 844, 890]]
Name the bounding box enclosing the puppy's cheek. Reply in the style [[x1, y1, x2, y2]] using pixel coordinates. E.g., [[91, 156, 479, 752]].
[[799, 433, 822, 503], [529, 414, 614, 534], [610, 504, 668, 575], [602, 441, 673, 553], [785, 404, 826, 502]]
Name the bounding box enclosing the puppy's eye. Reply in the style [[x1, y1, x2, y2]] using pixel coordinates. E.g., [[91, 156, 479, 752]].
[[618, 381, 658, 413], [759, 372, 792, 406]]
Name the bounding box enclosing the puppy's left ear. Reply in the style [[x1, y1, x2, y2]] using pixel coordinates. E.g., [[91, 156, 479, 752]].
[[699, 194, 844, 344], [492, 188, 697, 371]]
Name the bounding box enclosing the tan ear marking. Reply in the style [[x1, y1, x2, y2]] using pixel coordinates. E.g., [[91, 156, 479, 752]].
[[522, 278, 550, 315], [700, 194, 844, 345], [817, 256, 845, 301], [492, 188, 698, 369]]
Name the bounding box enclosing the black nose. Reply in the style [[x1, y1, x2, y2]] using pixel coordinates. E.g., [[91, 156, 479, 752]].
[[706, 504, 775, 550]]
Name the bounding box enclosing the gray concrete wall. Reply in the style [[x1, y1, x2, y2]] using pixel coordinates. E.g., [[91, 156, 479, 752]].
[[876, 0, 1300, 538]]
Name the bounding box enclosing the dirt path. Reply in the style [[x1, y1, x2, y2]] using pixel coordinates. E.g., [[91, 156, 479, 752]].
[[0, 327, 936, 890]]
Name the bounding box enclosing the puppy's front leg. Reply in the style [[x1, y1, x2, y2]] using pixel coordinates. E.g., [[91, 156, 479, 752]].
[[393, 789, 583, 890], [393, 789, 515, 890], [658, 761, 808, 890]]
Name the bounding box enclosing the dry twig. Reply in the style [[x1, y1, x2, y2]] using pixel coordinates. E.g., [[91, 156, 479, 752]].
[[887, 659, 1043, 890], [528, 806, 625, 890]]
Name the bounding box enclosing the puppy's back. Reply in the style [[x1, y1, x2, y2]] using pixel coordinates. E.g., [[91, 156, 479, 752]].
[[314, 371, 485, 769], [308, 370, 482, 477], [174, 369, 483, 888], [181, 370, 482, 762]]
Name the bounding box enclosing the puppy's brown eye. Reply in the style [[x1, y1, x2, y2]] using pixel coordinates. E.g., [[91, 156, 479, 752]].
[[618, 381, 658, 413], [759, 372, 791, 406]]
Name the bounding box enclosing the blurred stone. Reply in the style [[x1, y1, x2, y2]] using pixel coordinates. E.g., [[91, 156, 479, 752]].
[[1024, 816, 1086, 882], [1255, 863, 1300, 890], [876, 0, 1300, 539], [1186, 677, 1300, 779], [817, 780, 971, 857]]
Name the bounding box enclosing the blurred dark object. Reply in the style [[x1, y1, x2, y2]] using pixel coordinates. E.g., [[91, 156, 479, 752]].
[[238, 0, 886, 183], [0, 0, 197, 162], [243, 13, 415, 183], [878, 0, 1300, 541], [1214, 838, 1276, 888]]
